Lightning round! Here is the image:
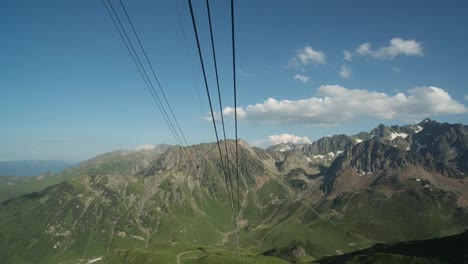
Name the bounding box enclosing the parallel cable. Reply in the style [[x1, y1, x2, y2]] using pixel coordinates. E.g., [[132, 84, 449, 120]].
[[107, 0, 183, 145], [106, 0, 184, 148], [205, 0, 232, 189], [105, 0, 202, 176], [187, 0, 234, 212], [102, 0, 182, 146], [230, 1, 242, 261], [106, 0, 207, 175], [115, 0, 202, 170], [231, 0, 240, 215], [117, 0, 190, 149], [175, 0, 214, 144]]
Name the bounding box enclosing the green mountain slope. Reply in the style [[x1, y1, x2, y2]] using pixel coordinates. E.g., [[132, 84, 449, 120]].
[[315, 231, 468, 264], [0, 173, 67, 202], [0, 120, 467, 264]]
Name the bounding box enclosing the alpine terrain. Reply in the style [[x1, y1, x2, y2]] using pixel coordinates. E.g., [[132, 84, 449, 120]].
[[0, 119, 467, 263]]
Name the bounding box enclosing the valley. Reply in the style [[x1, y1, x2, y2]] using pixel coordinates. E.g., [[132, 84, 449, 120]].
[[0, 119, 467, 263]]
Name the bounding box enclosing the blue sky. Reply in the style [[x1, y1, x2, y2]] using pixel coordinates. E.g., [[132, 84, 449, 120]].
[[2, 0, 467, 161]]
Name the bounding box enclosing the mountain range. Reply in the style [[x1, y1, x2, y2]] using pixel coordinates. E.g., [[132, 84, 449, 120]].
[[0, 118, 467, 263]]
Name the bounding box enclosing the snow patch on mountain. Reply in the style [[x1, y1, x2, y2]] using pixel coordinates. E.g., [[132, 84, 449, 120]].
[[389, 132, 408, 140], [279, 145, 292, 152], [413, 125, 423, 133]]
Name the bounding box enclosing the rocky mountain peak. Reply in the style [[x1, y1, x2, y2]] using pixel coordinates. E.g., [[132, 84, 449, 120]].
[[267, 142, 298, 152], [327, 140, 415, 176], [349, 140, 414, 171], [302, 134, 353, 156]]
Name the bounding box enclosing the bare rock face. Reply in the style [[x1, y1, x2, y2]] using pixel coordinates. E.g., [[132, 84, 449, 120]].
[[322, 139, 466, 195], [291, 245, 306, 259], [412, 119, 468, 171], [1, 119, 467, 263]]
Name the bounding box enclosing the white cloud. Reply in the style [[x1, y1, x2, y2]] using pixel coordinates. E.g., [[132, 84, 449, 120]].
[[135, 144, 156, 151], [392, 66, 402, 72], [465, 95, 468, 101], [204, 106, 246, 122], [339, 66, 351, 79], [344, 50, 353, 61], [356, 38, 423, 60], [252, 134, 311, 147], [356, 43, 371, 56], [222, 106, 246, 118], [288, 46, 325, 67], [269, 134, 311, 144], [294, 74, 311, 83], [214, 85, 466, 125]]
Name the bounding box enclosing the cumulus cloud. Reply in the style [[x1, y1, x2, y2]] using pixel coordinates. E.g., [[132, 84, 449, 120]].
[[204, 106, 246, 122], [269, 134, 311, 144], [356, 38, 423, 60], [135, 144, 156, 151], [252, 134, 311, 147], [288, 46, 325, 67], [344, 50, 353, 61], [213, 85, 466, 125], [356, 43, 371, 56], [339, 66, 351, 79], [294, 74, 311, 83]]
